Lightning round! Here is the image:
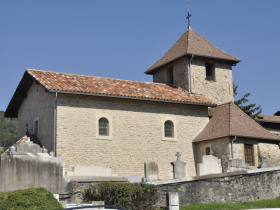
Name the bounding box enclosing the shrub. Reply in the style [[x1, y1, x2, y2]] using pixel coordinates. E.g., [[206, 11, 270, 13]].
[[0, 187, 63, 210], [83, 182, 159, 210]]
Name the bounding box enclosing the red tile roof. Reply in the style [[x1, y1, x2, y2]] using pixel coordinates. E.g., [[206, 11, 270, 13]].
[[193, 102, 280, 142], [26, 69, 215, 106], [146, 29, 240, 74]]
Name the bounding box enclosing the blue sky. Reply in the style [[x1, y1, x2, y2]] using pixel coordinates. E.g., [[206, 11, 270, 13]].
[[0, 0, 279, 115]]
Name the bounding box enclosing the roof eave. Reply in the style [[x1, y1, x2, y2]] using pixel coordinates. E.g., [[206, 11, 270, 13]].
[[193, 134, 280, 143], [49, 90, 217, 107], [145, 53, 241, 75]]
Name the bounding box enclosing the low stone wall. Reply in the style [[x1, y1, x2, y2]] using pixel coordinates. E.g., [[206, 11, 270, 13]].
[[0, 153, 64, 193], [152, 166, 280, 208]]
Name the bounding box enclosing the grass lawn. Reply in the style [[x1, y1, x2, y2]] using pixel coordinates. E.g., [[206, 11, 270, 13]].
[[180, 197, 280, 210]]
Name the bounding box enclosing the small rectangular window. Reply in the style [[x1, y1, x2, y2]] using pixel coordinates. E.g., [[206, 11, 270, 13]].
[[206, 147, 210, 155], [205, 62, 215, 81], [244, 144, 254, 166], [167, 67, 173, 86], [34, 120, 39, 135]]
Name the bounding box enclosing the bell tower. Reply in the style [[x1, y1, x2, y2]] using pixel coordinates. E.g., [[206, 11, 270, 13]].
[[145, 29, 240, 105]]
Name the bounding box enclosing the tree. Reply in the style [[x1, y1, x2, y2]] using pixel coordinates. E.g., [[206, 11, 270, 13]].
[[234, 83, 262, 120], [0, 111, 17, 154]]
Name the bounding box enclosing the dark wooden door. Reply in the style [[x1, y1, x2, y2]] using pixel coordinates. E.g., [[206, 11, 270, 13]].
[[244, 144, 254, 166]]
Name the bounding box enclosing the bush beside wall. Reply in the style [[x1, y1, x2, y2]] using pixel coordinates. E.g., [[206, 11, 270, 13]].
[[83, 182, 159, 210], [0, 187, 63, 210]]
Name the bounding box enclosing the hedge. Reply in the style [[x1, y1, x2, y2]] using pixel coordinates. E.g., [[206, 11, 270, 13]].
[[83, 182, 159, 210], [0, 187, 63, 210]]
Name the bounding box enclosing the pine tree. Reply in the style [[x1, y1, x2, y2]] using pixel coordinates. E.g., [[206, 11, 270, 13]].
[[233, 83, 262, 120]]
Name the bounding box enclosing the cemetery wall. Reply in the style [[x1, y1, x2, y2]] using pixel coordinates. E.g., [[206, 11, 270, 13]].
[[155, 166, 280, 207], [56, 94, 209, 180], [0, 155, 64, 193]]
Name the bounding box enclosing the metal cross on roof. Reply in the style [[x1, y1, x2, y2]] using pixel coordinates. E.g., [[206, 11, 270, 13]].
[[176, 152, 181, 161], [186, 2, 191, 30]]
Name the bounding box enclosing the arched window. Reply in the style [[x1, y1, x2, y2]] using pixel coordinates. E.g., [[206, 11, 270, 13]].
[[99, 118, 109, 136], [164, 120, 174, 138]]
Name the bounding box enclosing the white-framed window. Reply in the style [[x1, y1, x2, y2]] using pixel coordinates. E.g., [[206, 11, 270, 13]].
[[162, 117, 177, 141], [99, 118, 109, 136], [33, 117, 39, 136], [96, 115, 113, 140]]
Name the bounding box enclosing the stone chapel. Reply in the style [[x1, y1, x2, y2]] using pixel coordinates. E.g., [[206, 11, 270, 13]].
[[5, 29, 280, 180]]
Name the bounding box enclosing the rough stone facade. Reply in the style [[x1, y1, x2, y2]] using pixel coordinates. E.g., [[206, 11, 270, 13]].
[[196, 137, 280, 173], [152, 57, 234, 105], [191, 58, 234, 105], [156, 167, 280, 207], [56, 94, 209, 180], [17, 82, 55, 151], [258, 142, 280, 167]]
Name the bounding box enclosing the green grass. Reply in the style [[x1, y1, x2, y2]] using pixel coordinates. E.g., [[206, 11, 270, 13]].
[[0, 187, 63, 210], [180, 197, 280, 210]]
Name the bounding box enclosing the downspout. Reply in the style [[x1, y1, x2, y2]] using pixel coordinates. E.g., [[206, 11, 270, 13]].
[[231, 136, 237, 159], [189, 54, 194, 93], [53, 92, 58, 157]]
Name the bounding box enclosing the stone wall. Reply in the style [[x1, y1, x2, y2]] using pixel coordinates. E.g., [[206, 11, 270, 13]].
[[155, 166, 280, 207], [195, 137, 280, 172], [152, 57, 234, 105], [17, 82, 55, 151], [191, 58, 234, 105], [56, 94, 209, 180], [0, 154, 63, 193], [195, 137, 231, 171], [153, 57, 189, 90], [258, 142, 280, 167]]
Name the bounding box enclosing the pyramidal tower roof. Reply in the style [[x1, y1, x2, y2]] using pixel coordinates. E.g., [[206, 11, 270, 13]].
[[145, 29, 240, 74]]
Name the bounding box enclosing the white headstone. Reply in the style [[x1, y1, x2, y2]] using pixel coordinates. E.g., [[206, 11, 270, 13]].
[[144, 161, 159, 182], [197, 155, 222, 176]]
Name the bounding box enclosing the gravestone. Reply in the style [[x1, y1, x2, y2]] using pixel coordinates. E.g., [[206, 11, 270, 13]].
[[226, 158, 249, 172], [171, 152, 186, 179], [168, 192, 179, 210], [197, 155, 222, 176], [124, 174, 142, 183], [144, 161, 159, 182]]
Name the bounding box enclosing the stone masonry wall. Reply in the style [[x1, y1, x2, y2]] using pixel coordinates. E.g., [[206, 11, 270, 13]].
[[195, 137, 231, 172], [152, 57, 189, 90], [156, 167, 280, 207], [258, 142, 280, 167], [152, 57, 234, 105], [194, 137, 280, 172], [56, 94, 209, 180], [17, 82, 55, 151], [191, 58, 234, 105]]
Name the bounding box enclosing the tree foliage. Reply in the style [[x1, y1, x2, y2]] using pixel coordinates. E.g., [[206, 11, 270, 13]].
[[0, 111, 17, 153], [233, 83, 262, 120]]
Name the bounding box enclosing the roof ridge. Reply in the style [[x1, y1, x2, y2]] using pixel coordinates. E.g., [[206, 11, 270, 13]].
[[27, 69, 160, 85], [190, 30, 240, 61]]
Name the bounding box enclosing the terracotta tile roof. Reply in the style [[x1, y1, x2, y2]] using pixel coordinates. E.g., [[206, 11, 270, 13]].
[[257, 114, 280, 123], [26, 69, 215, 105], [145, 29, 240, 73], [193, 102, 280, 142]]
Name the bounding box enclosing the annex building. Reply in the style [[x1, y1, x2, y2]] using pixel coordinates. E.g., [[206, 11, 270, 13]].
[[5, 29, 280, 180]]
